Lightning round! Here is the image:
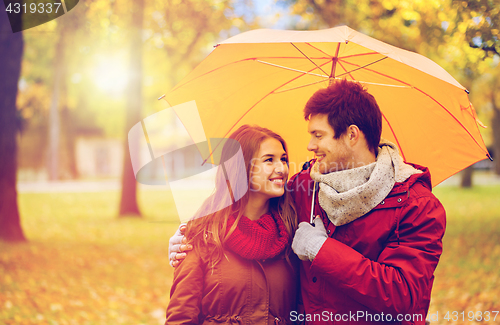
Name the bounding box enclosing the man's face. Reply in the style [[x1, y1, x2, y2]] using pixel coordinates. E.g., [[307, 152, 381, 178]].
[[307, 114, 352, 174]]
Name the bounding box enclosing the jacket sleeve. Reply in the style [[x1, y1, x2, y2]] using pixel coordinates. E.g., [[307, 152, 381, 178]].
[[165, 248, 205, 325], [311, 194, 446, 315]]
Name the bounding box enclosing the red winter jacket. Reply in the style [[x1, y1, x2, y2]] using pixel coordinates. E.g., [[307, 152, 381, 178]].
[[287, 162, 446, 325]]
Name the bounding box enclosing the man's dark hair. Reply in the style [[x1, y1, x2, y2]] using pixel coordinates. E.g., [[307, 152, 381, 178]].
[[303, 79, 382, 154]]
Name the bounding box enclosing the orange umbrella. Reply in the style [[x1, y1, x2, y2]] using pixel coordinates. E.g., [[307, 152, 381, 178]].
[[163, 26, 490, 187]]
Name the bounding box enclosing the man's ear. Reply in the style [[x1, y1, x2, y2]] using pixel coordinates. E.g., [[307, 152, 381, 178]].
[[346, 125, 361, 145]]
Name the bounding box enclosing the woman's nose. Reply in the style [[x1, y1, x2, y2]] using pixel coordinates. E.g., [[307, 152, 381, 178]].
[[275, 160, 287, 174]]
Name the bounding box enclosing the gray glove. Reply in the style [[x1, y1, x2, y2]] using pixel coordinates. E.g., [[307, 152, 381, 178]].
[[292, 217, 328, 261]]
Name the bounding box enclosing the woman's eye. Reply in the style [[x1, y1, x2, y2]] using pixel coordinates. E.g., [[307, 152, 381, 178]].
[[281, 157, 288, 163], [316, 134, 322, 138], [265, 158, 273, 162]]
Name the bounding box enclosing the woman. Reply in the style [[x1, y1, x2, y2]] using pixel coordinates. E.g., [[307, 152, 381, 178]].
[[166, 125, 298, 324]]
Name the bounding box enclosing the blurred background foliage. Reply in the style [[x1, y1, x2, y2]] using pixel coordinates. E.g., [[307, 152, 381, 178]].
[[16, 0, 247, 179], [1, 0, 500, 323], [13, 0, 500, 182]]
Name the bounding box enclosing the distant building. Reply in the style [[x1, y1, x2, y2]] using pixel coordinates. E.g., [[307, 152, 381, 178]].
[[75, 137, 123, 178]]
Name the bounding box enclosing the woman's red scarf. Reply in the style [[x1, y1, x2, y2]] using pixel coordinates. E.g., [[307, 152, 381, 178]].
[[225, 212, 290, 260]]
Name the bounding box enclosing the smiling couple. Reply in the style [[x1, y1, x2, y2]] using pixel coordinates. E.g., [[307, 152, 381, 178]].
[[165, 79, 446, 325]]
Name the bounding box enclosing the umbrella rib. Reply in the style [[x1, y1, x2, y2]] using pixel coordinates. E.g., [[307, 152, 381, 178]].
[[291, 42, 330, 76], [256, 60, 329, 78], [340, 59, 488, 157], [272, 78, 410, 94], [340, 60, 413, 87], [335, 59, 411, 88], [273, 79, 330, 94], [337, 60, 355, 80], [335, 61, 407, 88], [381, 113, 407, 162], [304, 44, 381, 61], [169, 56, 330, 93], [336, 57, 388, 78], [271, 50, 411, 93], [339, 52, 382, 59], [335, 60, 408, 161], [413, 87, 490, 156], [213, 61, 333, 151], [354, 81, 411, 88], [305, 43, 333, 58]]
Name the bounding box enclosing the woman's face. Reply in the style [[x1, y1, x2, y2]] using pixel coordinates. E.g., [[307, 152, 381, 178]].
[[249, 138, 288, 199]]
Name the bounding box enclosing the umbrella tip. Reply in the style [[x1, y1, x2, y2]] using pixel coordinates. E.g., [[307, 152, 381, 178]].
[[465, 89, 470, 94], [158, 94, 166, 100], [487, 153, 494, 161]]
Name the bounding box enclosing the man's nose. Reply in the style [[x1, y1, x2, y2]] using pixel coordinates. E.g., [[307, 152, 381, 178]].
[[307, 139, 317, 152]]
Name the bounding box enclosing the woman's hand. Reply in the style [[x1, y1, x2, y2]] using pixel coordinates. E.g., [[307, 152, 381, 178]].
[[168, 224, 193, 267]]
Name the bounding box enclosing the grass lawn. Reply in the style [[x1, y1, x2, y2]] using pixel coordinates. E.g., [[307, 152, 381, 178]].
[[1, 190, 180, 325], [1, 184, 500, 324], [428, 185, 500, 322]]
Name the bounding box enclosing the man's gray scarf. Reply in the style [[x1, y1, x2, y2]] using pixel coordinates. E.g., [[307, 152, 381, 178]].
[[310, 140, 422, 226]]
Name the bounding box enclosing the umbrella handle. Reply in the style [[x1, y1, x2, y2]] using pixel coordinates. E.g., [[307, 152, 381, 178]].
[[310, 181, 318, 225]]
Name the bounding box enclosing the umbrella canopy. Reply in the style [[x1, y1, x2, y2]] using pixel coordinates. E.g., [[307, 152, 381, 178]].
[[163, 25, 490, 187]]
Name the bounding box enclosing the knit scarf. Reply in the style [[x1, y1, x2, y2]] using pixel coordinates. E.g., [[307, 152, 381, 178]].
[[225, 212, 290, 260], [310, 140, 422, 226]]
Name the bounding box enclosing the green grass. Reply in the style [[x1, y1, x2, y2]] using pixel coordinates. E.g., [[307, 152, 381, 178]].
[[1, 185, 499, 324], [18, 190, 179, 245], [429, 185, 500, 318], [1, 189, 181, 325]]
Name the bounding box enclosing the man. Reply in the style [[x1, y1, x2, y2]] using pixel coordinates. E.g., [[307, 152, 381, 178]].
[[170, 79, 446, 324], [288, 79, 445, 324]]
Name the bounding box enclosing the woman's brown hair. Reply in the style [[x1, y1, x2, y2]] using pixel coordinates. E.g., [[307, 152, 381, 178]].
[[184, 125, 297, 266]]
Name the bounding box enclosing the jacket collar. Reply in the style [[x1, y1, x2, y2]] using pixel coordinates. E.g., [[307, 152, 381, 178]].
[[373, 163, 431, 210]]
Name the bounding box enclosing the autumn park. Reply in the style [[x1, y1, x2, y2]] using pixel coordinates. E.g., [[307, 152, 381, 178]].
[[1, 0, 500, 324]]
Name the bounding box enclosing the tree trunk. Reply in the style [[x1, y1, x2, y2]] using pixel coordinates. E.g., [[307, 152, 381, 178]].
[[460, 165, 474, 188], [118, 0, 144, 217], [47, 26, 67, 181], [61, 105, 79, 179], [492, 100, 500, 175], [59, 40, 78, 180], [0, 7, 26, 242]]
